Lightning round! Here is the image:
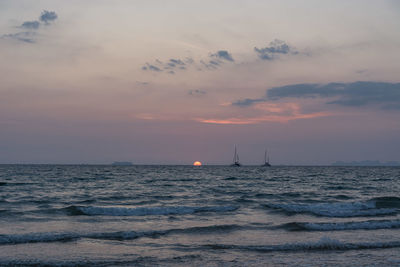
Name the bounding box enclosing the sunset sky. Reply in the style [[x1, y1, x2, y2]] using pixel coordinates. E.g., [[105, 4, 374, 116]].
[[1, 0, 400, 164]]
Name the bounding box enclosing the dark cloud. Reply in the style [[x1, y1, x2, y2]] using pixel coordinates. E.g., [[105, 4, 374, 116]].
[[2, 10, 58, 44], [383, 103, 400, 110], [209, 60, 220, 66], [39, 10, 58, 24], [142, 58, 191, 73], [166, 59, 185, 68], [356, 69, 369, 75], [20, 21, 40, 30], [142, 50, 235, 74], [324, 82, 400, 108], [184, 57, 194, 64], [136, 81, 149, 85], [1, 32, 36, 43], [232, 98, 264, 106], [189, 89, 206, 96], [199, 60, 219, 70], [169, 59, 185, 65], [254, 39, 297, 60], [143, 63, 162, 72], [233, 82, 400, 110], [197, 50, 234, 70], [268, 82, 400, 108], [267, 83, 340, 99], [211, 50, 234, 62]]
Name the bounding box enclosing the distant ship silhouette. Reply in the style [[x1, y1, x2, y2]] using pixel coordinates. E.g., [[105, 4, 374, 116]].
[[262, 149, 271, 167], [111, 161, 133, 166], [230, 145, 241, 167]]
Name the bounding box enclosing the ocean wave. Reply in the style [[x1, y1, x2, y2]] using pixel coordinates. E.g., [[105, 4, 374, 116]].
[[264, 197, 398, 217], [0, 182, 38, 186], [224, 176, 241, 181], [65, 205, 238, 216], [323, 185, 356, 190], [280, 219, 400, 231], [204, 237, 400, 252], [234, 197, 256, 203], [0, 232, 81, 245], [0, 224, 243, 245], [169, 224, 244, 234], [332, 194, 353, 200], [372, 196, 400, 208], [0, 230, 166, 245], [254, 193, 275, 198], [0, 254, 202, 267]]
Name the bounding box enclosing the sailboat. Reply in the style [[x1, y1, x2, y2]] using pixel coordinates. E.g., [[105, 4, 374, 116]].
[[230, 145, 241, 167], [262, 149, 271, 167]]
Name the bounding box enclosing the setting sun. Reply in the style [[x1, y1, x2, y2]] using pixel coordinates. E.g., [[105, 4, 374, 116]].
[[193, 161, 202, 166]]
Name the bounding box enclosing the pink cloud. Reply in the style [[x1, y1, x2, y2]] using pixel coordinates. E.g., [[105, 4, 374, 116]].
[[197, 102, 332, 124]]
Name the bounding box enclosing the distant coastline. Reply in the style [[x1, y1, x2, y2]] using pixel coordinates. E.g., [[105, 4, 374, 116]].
[[1, 161, 400, 166], [111, 161, 133, 166], [332, 160, 400, 166]]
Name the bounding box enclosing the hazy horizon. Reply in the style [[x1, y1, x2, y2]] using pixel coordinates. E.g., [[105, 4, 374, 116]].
[[1, 1, 400, 165], [2, 160, 400, 166]]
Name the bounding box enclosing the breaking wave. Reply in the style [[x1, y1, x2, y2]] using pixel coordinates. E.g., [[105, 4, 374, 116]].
[[280, 219, 400, 231], [0, 254, 203, 267], [0, 224, 243, 245], [372, 196, 400, 208], [0, 232, 81, 245], [65, 205, 238, 216], [264, 197, 399, 217], [205, 237, 400, 252]]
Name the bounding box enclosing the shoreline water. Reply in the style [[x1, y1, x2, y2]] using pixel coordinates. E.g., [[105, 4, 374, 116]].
[[0, 165, 399, 266]]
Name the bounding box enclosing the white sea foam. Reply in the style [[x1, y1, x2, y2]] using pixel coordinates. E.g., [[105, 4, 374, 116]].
[[70, 205, 238, 216], [266, 201, 397, 217]]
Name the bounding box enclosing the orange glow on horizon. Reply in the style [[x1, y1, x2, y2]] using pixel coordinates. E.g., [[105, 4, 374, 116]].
[[193, 161, 202, 166]]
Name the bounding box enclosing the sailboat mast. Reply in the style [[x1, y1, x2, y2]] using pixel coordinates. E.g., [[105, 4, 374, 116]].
[[262, 148, 271, 166], [264, 149, 267, 164], [230, 145, 241, 166]]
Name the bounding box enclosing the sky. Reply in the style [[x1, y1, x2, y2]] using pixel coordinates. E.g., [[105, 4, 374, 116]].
[[1, 0, 400, 165]]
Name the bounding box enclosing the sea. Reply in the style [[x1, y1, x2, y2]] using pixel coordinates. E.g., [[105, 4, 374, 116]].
[[0, 165, 399, 266]]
